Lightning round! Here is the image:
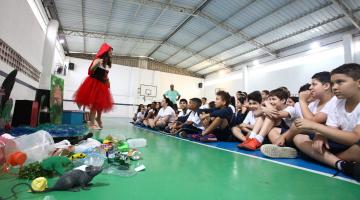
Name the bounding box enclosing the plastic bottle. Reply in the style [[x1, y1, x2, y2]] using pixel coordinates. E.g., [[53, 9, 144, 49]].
[[127, 138, 147, 148], [13, 130, 54, 163], [0, 136, 18, 166]]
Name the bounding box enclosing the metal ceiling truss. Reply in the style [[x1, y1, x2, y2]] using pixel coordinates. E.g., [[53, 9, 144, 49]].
[[124, 0, 276, 56], [191, 1, 335, 73], [146, 0, 211, 58], [105, 0, 115, 34], [62, 30, 228, 69], [203, 25, 356, 76], [63, 30, 163, 44], [67, 53, 204, 78], [122, 0, 197, 16], [176, 0, 296, 69], [81, 0, 86, 53], [201, 6, 360, 75], [164, 0, 257, 66], [331, 0, 360, 30], [197, 13, 346, 74], [42, 0, 70, 53]]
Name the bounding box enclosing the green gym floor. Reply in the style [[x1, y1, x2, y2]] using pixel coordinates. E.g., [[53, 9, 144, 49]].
[[1, 117, 359, 200]]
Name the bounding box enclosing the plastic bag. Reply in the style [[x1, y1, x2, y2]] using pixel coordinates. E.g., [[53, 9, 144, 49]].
[[13, 130, 54, 163], [74, 138, 101, 153], [0, 136, 18, 166]]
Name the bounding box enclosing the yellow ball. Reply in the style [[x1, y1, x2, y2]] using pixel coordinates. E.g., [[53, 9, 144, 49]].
[[31, 177, 48, 192]]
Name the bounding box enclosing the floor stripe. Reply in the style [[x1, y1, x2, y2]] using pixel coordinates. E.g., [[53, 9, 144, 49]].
[[134, 125, 359, 185]]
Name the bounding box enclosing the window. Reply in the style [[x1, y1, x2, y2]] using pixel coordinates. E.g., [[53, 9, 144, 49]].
[[0, 39, 40, 82]]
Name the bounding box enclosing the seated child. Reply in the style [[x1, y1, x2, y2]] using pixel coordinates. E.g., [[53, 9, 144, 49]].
[[208, 101, 215, 109], [286, 96, 298, 107], [232, 91, 262, 142], [147, 98, 176, 129], [229, 96, 236, 113], [143, 104, 152, 119], [293, 64, 360, 181], [177, 98, 204, 138], [238, 87, 294, 150], [177, 99, 191, 119], [134, 105, 146, 125], [132, 104, 144, 122], [200, 97, 209, 109], [232, 95, 249, 126], [143, 102, 160, 126], [169, 99, 191, 134], [261, 90, 269, 102], [262, 72, 336, 158], [197, 91, 233, 142]]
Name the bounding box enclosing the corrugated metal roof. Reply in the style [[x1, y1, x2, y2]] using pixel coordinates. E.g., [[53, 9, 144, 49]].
[[54, 0, 360, 76]]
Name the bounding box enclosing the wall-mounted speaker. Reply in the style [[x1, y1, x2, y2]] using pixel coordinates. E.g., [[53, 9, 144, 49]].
[[68, 62, 75, 70], [198, 83, 203, 88]]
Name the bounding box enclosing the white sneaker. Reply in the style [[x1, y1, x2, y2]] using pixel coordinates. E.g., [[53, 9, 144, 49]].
[[260, 144, 297, 159]]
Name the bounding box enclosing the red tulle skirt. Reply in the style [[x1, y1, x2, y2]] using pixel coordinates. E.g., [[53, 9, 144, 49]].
[[74, 76, 114, 112]]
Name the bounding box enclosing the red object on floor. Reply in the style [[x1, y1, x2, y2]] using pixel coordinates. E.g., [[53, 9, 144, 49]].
[[237, 138, 251, 148], [30, 101, 39, 127], [238, 138, 262, 150], [7, 151, 27, 166]]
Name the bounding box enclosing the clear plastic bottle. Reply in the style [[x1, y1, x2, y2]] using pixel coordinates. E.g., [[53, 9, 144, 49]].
[[127, 138, 147, 148], [13, 130, 54, 163]]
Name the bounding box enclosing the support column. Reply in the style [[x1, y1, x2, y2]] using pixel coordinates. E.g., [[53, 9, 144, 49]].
[[39, 20, 59, 89], [343, 33, 354, 63]]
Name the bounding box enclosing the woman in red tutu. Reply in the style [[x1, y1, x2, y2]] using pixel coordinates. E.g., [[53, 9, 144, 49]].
[[74, 43, 114, 129]]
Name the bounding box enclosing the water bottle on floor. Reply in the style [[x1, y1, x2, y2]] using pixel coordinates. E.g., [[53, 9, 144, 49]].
[[127, 138, 147, 148]]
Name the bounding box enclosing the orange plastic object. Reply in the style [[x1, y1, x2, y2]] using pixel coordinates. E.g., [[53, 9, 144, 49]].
[[7, 151, 27, 166]]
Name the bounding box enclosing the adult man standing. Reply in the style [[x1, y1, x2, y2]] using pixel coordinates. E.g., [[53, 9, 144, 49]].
[[163, 84, 181, 111]]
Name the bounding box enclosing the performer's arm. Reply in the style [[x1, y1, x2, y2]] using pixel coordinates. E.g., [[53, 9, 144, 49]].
[[90, 59, 102, 71]]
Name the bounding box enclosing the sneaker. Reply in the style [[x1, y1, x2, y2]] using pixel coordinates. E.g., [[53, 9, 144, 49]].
[[341, 161, 360, 182], [238, 138, 261, 150], [178, 131, 187, 138], [189, 134, 201, 141], [260, 144, 297, 158], [237, 138, 251, 148], [200, 134, 218, 142]]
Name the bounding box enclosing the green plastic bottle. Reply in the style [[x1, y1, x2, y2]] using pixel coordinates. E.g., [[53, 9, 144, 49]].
[[117, 141, 129, 152]]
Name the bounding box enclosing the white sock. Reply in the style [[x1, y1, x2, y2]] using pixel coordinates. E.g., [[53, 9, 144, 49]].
[[249, 132, 257, 139], [255, 135, 264, 143]]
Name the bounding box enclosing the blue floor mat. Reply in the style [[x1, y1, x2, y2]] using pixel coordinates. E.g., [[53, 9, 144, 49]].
[[134, 124, 356, 183], [2, 124, 88, 137]]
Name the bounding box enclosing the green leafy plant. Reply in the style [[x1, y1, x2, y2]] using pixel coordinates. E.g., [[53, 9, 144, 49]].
[[18, 162, 53, 180]]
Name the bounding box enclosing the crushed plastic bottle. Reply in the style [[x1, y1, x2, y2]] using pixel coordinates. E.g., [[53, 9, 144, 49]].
[[127, 138, 147, 148]]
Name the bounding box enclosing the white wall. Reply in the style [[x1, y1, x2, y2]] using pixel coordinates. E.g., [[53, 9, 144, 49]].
[[61, 57, 204, 117], [204, 70, 244, 100], [0, 0, 65, 102], [0, 0, 46, 100], [246, 45, 344, 93], [204, 37, 358, 100]]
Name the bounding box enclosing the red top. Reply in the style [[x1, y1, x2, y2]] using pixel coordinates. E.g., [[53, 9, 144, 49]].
[[88, 43, 113, 75]]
